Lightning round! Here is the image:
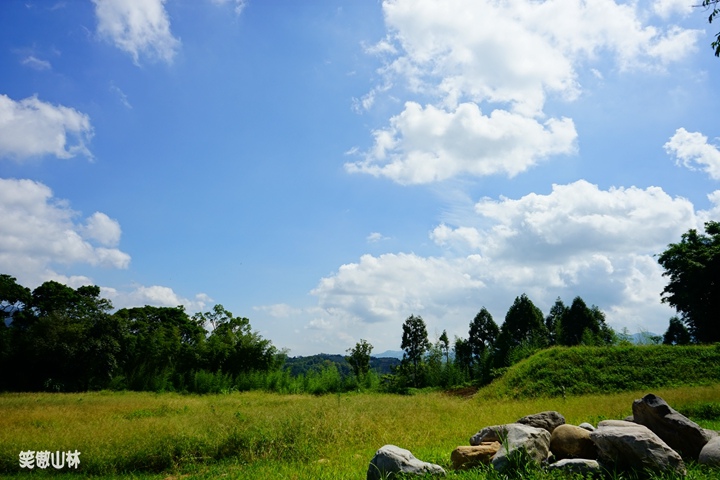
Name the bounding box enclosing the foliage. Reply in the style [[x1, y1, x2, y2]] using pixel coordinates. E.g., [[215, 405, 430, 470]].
[[346, 339, 373, 380], [663, 316, 692, 345], [703, 0, 720, 56], [494, 294, 548, 368], [400, 314, 431, 387], [480, 344, 720, 399], [658, 221, 720, 343], [0, 277, 281, 393]]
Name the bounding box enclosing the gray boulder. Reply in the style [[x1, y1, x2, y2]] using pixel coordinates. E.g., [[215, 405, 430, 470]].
[[517, 410, 566, 433], [366, 445, 446, 480], [470, 423, 514, 445], [633, 393, 711, 460], [547, 458, 601, 475], [491, 424, 551, 473], [590, 423, 686, 476], [699, 436, 720, 467], [632, 393, 712, 460]]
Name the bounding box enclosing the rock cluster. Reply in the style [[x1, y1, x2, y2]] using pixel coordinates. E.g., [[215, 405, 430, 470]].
[[366, 393, 719, 479]]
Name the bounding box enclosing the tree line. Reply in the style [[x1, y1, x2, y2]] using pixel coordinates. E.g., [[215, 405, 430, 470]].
[[1, 221, 717, 394], [366, 293, 616, 392]]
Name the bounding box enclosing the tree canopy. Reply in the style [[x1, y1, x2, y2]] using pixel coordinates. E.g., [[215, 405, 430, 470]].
[[658, 221, 720, 343], [400, 314, 431, 387], [703, 0, 720, 56]]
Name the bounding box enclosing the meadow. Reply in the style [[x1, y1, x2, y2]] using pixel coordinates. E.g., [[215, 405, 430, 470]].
[[3, 385, 720, 479]]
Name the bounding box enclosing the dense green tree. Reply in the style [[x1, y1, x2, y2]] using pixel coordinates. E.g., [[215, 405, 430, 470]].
[[114, 305, 206, 390], [346, 339, 373, 380], [0, 274, 31, 319], [7, 281, 119, 391], [560, 297, 597, 345], [400, 314, 431, 387], [438, 330, 450, 364], [494, 294, 547, 368], [663, 316, 693, 345], [658, 221, 720, 343], [198, 305, 278, 377], [453, 336, 472, 376], [545, 297, 567, 346], [468, 308, 499, 362]]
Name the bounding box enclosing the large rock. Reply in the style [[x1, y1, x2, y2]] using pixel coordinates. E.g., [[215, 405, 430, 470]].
[[550, 424, 597, 460], [470, 424, 514, 445], [632, 393, 713, 460], [517, 411, 566, 433], [491, 424, 551, 473], [451, 443, 500, 470], [590, 423, 686, 476], [547, 458, 601, 475], [366, 445, 446, 480], [699, 436, 720, 467]]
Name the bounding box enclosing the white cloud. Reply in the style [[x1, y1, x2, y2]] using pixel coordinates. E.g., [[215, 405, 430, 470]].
[[0, 94, 93, 161], [276, 180, 710, 354], [93, 0, 180, 65], [210, 0, 247, 16], [110, 83, 132, 109], [82, 212, 122, 247], [21, 56, 51, 70], [367, 232, 390, 243], [103, 285, 212, 311], [653, 0, 693, 19], [311, 252, 485, 323], [0, 178, 131, 288], [346, 102, 577, 184], [350, 0, 700, 185], [664, 128, 720, 180]]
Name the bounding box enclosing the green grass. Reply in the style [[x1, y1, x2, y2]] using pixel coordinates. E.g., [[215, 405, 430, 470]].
[[2, 385, 720, 478], [480, 345, 720, 399]]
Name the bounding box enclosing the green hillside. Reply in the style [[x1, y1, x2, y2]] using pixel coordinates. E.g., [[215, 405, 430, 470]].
[[480, 344, 720, 399]]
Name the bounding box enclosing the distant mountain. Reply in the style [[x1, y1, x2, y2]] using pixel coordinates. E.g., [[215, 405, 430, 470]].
[[374, 350, 404, 360], [283, 353, 400, 376]]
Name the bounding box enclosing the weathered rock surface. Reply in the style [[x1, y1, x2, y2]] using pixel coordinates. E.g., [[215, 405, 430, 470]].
[[491, 424, 551, 473], [699, 436, 720, 467], [597, 419, 637, 428], [451, 443, 500, 470], [367, 445, 446, 480], [578, 422, 595, 432], [547, 458, 601, 475], [517, 411, 566, 433], [590, 423, 686, 476], [550, 424, 597, 460], [632, 393, 713, 460], [470, 424, 514, 445]]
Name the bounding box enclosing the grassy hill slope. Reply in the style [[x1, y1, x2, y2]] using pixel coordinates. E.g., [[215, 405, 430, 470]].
[[480, 344, 720, 399]]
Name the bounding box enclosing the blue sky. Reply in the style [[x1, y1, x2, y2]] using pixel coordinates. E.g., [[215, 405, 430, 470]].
[[1, 0, 719, 356]]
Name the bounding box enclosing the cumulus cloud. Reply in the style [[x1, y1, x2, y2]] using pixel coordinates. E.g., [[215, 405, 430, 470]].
[[93, 0, 180, 65], [665, 128, 720, 180], [653, 0, 693, 19], [349, 0, 699, 185], [0, 178, 130, 288], [0, 94, 93, 161], [345, 102, 577, 184], [101, 286, 212, 311], [277, 180, 710, 354]]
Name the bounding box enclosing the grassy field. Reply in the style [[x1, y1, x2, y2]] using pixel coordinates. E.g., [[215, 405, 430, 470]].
[[3, 385, 720, 479]]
